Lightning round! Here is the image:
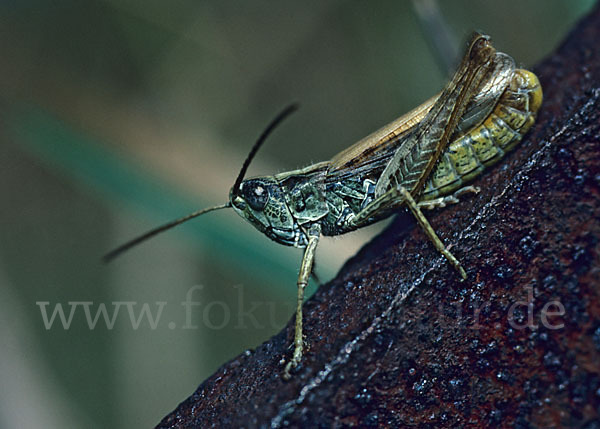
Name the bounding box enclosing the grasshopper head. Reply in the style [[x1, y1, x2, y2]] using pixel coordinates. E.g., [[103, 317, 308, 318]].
[[227, 103, 303, 246], [230, 177, 300, 246]]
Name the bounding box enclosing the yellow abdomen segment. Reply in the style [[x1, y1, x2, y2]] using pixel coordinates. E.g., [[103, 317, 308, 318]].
[[422, 69, 542, 200]]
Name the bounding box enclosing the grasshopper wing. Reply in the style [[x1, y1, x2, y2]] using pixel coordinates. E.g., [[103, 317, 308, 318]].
[[374, 33, 506, 198]]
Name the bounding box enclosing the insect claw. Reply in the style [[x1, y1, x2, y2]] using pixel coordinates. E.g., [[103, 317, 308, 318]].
[[282, 358, 300, 381]]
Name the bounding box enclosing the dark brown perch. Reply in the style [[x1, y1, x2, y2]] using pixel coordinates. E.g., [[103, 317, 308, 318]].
[[158, 5, 600, 427]]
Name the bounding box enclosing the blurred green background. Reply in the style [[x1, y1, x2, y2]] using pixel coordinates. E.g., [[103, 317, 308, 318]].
[[0, 1, 594, 427]]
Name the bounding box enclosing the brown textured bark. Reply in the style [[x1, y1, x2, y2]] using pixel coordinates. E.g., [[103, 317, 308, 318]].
[[158, 5, 600, 428]]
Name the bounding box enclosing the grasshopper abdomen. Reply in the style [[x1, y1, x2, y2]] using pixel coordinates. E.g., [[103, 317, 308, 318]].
[[422, 69, 542, 200]]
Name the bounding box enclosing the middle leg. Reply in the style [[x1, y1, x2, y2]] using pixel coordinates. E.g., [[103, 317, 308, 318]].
[[347, 186, 467, 279]]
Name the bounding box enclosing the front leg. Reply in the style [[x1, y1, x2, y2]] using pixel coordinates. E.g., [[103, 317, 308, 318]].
[[283, 224, 320, 380]]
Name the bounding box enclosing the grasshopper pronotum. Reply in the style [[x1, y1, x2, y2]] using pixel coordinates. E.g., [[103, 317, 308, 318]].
[[105, 33, 542, 379]]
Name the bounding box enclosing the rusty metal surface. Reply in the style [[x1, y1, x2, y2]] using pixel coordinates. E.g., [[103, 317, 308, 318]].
[[158, 5, 600, 428]]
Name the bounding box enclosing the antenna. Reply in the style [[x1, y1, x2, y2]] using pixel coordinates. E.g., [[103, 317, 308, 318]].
[[103, 103, 298, 263], [103, 203, 230, 263], [232, 103, 298, 194]]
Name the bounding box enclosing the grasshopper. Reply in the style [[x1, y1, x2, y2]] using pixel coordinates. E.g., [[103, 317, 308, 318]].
[[105, 33, 542, 379]]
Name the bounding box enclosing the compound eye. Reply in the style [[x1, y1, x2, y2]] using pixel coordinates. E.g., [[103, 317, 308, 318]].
[[242, 181, 269, 211]]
